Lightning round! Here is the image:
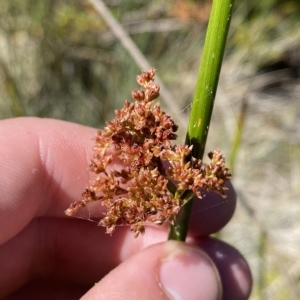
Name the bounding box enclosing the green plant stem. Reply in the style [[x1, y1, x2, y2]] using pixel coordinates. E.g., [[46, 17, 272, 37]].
[[168, 198, 194, 241], [168, 0, 234, 241]]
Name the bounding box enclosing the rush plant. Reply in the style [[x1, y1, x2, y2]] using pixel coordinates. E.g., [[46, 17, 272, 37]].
[[65, 0, 234, 241]]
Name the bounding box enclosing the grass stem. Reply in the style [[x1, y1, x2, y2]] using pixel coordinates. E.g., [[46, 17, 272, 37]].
[[168, 0, 235, 241]]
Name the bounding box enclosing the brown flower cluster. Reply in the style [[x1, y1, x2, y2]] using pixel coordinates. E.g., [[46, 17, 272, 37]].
[[65, 68, 231, 237]]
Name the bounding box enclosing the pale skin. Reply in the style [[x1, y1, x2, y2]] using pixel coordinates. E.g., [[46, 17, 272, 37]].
[[0, 117, 252, 300]]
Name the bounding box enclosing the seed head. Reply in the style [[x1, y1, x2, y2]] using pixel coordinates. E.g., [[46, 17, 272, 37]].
[[65, 68, 231, 237]]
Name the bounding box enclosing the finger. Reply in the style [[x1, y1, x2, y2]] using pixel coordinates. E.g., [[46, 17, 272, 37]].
[[192, 238, 252, 300], [82, 241, 222, 300], [0, 218, 251, 299], [188, 181, 236, 236], [0, 218, 167, 298], [0, 117, 94, 244], [5, 280, 88, 300]]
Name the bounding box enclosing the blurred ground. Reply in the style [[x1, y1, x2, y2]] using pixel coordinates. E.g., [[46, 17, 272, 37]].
[[0, 1, 300, 299]]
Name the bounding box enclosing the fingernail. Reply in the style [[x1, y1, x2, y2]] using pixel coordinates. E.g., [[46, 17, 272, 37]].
[[159, 241, 222, 300]]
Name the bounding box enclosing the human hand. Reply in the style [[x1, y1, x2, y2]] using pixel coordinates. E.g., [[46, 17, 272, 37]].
[[0, 117, 252, 299]]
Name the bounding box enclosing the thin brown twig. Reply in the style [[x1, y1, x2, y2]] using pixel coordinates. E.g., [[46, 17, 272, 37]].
[[89, 0, 186, 129]]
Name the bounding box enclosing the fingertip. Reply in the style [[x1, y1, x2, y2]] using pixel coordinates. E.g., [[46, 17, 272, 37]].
[[195, 238, 252, 300], [189, 181, 236, 236], [160, 241, 222, 300], [82, 241, 222, 300]]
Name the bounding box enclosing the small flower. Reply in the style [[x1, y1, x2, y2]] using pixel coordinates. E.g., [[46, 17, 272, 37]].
[[65, 68, 231, 237]]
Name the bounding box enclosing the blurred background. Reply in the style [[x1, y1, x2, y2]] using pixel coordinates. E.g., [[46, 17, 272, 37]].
[[0, 0, 299, 298]]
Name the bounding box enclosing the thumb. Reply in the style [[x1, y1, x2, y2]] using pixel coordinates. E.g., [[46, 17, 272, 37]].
[[81, 241, 222, 300]]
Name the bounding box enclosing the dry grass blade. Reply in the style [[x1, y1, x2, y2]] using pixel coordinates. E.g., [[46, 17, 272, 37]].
[[89, 0, 185, 128]]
